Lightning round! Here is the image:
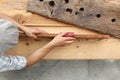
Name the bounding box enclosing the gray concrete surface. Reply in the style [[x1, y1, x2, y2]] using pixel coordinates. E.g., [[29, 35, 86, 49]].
[[0, 60, 120, 80]]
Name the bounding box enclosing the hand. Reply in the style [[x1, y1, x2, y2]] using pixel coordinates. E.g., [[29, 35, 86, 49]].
[[49, 32, 76, 47], [23, 27, 48, 39]]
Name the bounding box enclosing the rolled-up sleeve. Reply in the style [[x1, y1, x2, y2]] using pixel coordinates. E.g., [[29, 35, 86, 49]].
[[0, 19, 26, 72], [0, 54, 27, 72]]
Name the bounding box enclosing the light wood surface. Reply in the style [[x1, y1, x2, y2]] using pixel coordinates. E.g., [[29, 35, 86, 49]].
[[1, 0, 120, 60]]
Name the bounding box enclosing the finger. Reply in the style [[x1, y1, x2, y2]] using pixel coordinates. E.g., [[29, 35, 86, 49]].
[[31, 34, 37, 39], [65, 41, 74, 45], [65, 37, 76, 41], [38, 29, 49, 34], [33, 30, 49, 34], [33, 30, 42, 34], [58, 32, 68, 36], [36, 29, 49, 34], [40, 30, 49, 34], [63, 32, 75, 37], [19, 31, 24, 34]]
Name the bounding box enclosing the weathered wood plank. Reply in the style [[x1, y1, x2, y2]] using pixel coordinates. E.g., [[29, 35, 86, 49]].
[[0, 0, 75, 27], [27, 0, 120, 38]]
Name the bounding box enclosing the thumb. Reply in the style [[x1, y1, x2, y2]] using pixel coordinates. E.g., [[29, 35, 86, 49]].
[[59, 32, 68, 36], [31, 34, 37, 39]]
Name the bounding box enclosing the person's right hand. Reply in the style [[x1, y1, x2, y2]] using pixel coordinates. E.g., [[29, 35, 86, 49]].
[[49, 32, 76, 47]]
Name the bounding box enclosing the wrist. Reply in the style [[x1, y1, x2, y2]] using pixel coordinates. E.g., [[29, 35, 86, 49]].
[[47, 41, 56, 48], [19, 25, 27, 32]]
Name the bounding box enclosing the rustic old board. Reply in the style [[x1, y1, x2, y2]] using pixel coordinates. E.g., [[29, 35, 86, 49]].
[[1, 0, 120, 59], [27, 0, 120, 38]]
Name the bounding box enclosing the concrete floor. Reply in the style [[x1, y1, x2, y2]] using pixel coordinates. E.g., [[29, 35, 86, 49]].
[[0, 60, 120, 80]]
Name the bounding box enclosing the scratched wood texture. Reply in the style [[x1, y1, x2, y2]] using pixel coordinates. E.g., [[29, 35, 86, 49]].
[[27, 0, 120, 38], [1, 0, 120, 60]]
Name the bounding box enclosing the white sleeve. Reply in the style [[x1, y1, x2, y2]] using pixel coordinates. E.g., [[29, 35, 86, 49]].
[[0, 19, 19, 52], [0, 54, 27, 72]]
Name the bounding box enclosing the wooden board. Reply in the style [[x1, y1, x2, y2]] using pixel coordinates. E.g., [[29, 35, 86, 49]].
[[1, 0, 120, 60], [27, 0, 120, 38]]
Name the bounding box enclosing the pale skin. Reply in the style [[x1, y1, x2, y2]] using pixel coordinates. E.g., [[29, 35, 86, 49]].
[[0, 13, 75, 67]]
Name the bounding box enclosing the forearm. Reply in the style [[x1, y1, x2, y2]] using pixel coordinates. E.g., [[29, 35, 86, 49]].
[[26, 42, 55, 67], [0, 12, 26, 31]]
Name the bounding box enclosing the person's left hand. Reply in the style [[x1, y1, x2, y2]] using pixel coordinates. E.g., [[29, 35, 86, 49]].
[[23, 27, 48, 39]]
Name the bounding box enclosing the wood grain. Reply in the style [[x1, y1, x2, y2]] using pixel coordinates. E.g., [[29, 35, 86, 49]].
[[1, 0, 120, 59], [19, 31, 110, 39], [27, 0, 120, 38]]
